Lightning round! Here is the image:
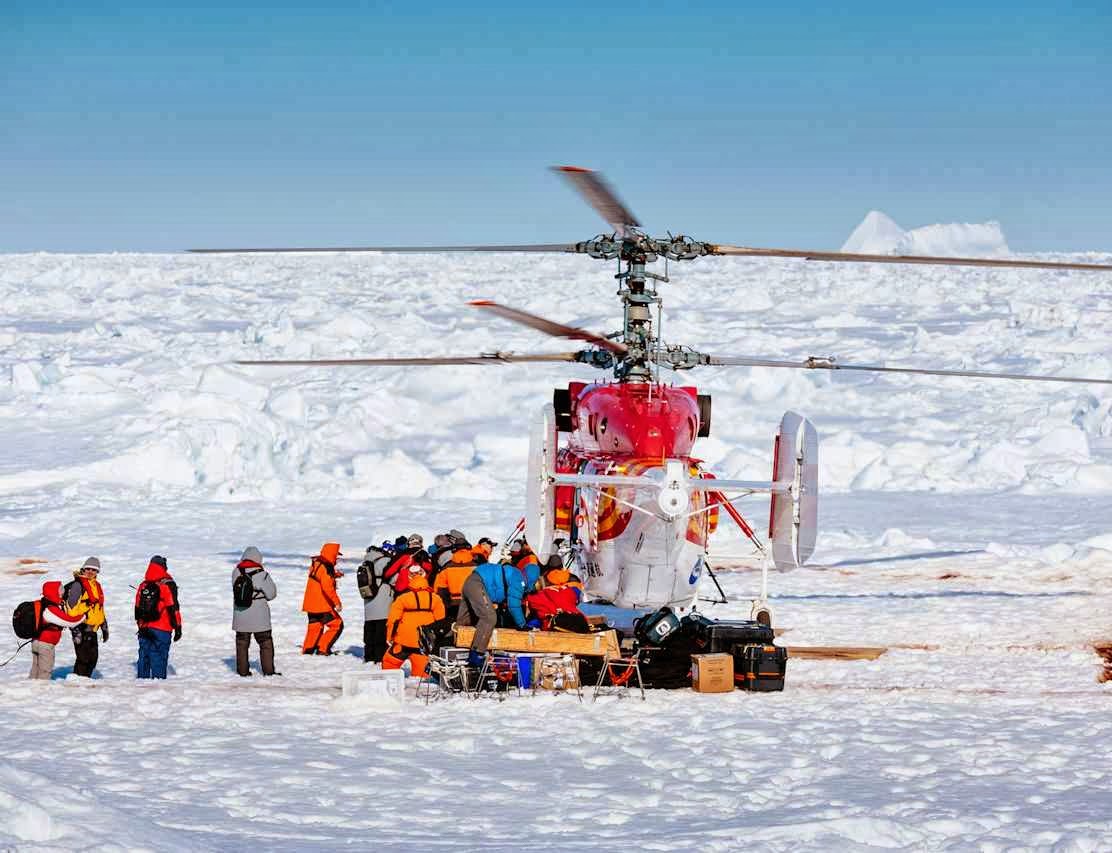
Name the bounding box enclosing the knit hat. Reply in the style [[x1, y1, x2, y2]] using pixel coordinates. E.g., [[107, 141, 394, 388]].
[[546, 554, 563, 569], [240, 546, 263, 565], [448, 529, 467, 545], [150, 555, 168, 568], [394, 536, 409, 550], [407, 533, 424, 549], [79, 556, 101, 573]]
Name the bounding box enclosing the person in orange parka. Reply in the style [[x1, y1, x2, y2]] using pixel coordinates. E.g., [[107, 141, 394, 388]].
[[301, 543, 344, 655], [383, 563, 445, 678], [432, 545, 481, 621]]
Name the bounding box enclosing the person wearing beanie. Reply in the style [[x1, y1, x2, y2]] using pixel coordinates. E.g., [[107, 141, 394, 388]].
[[134, 555, 181, 679], [357, 544, 396, 664], [382, 535, 424, 595], [63, 556, 108, 677], [29, 581, 86, 679], [232, 546, 278, 676], [301, 543, 344, 655], [431, 533, 456, 582]]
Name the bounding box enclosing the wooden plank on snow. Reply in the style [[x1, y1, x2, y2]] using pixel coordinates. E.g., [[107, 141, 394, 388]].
[[786, 645, 888, 661]]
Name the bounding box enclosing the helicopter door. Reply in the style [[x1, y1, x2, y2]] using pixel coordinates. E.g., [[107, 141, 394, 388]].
[[526, 403, 559, 562]]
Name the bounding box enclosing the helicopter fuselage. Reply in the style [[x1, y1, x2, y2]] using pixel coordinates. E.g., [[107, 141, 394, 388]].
[[551, 381, 719, 609]]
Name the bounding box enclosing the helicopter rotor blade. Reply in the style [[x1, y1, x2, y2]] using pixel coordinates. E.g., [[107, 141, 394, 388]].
[[470, 300, 629, 355], [552, 166, 641, 238], [705, 244, 1112, 273], [699, 353, 1112, 385], [189, 243, 580, 255], [236, 351, 586, 367]]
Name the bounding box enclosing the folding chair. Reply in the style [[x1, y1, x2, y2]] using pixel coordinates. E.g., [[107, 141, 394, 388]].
[[470, 652, 523, 700], [593, 650, 645, 701]]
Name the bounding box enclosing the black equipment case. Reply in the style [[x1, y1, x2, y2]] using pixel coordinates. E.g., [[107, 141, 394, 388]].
[[733, 644, 788, 692], [684, 613, 774, 653], [634, 606, 683, 647]]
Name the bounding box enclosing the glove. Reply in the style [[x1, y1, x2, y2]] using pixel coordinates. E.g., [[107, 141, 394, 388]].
[[101, 623, 109, 643], [173, 625, 182, 643]]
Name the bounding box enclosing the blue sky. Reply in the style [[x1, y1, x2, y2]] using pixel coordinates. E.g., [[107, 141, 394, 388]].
[[2, 0, 1110, 252]]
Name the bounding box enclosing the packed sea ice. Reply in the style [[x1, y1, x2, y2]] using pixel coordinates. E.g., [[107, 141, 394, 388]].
[[1, 237, 1110, 851]]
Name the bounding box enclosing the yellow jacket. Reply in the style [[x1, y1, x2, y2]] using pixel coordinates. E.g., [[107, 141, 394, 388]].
[[64, 575, 106, 629]]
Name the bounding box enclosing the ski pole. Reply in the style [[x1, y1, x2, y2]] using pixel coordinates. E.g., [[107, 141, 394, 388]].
[[0, 639, 32, 668]]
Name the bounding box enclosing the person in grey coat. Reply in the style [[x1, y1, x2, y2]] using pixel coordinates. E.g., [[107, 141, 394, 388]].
[[232, 546, 278, 676], [358, 545, 396, 663]]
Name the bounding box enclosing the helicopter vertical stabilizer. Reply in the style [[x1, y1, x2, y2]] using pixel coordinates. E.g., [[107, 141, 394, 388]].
[[769, 411, 819, 569]]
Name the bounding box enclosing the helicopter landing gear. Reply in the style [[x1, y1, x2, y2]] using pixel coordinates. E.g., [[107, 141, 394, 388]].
[[750, 599, 773, 627]]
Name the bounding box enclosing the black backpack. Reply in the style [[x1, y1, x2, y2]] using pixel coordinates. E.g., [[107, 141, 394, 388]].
[[12, 599, 44, 640], [233, 568, 261, 609], [135, 581, 161, 623]]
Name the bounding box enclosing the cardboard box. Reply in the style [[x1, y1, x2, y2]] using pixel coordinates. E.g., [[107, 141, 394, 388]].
[[691, 653, 734, 693], [536, 655, 580, 691]]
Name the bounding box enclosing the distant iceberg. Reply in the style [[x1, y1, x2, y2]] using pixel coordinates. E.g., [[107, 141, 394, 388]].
[[842, 210, 1011, 258]]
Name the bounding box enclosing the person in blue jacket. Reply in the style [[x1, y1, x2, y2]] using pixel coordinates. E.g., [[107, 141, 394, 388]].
[[457, 562, 528, 666]]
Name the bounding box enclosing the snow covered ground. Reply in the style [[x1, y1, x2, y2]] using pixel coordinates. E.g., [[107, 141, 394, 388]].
[[1, 246, 1111, 851]]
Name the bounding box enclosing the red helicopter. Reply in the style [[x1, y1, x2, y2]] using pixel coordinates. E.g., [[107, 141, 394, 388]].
[[195, 166, 1112, 627]]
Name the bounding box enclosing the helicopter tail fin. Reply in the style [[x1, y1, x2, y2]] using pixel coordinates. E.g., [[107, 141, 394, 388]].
[[769, 411, 819, 569]]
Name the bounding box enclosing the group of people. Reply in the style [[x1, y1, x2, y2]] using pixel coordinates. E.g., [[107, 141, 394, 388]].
[[23, 554, 182, 680], [302, 529, 588, 678], [17, 531, 587, 683]]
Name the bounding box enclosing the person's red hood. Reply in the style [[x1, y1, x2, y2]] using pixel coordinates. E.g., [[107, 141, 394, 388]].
[[41, 580, 63, 604], [145, 562, 171, 582], [236, 559, 262, 570]]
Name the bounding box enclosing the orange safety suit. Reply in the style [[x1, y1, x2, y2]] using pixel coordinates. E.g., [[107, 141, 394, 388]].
[[432, 549, 478, 607], [382, 577, 445, 678], [301, 543, 344, 654]]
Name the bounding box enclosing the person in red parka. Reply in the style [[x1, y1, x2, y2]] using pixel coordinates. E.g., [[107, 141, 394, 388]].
[[525, 569, 589, 632], [135, 555, 181, 679], [29, 581, 85, 680]]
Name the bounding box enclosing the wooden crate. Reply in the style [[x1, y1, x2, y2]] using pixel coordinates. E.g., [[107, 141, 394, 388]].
[[455, 625, 620, 658]]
